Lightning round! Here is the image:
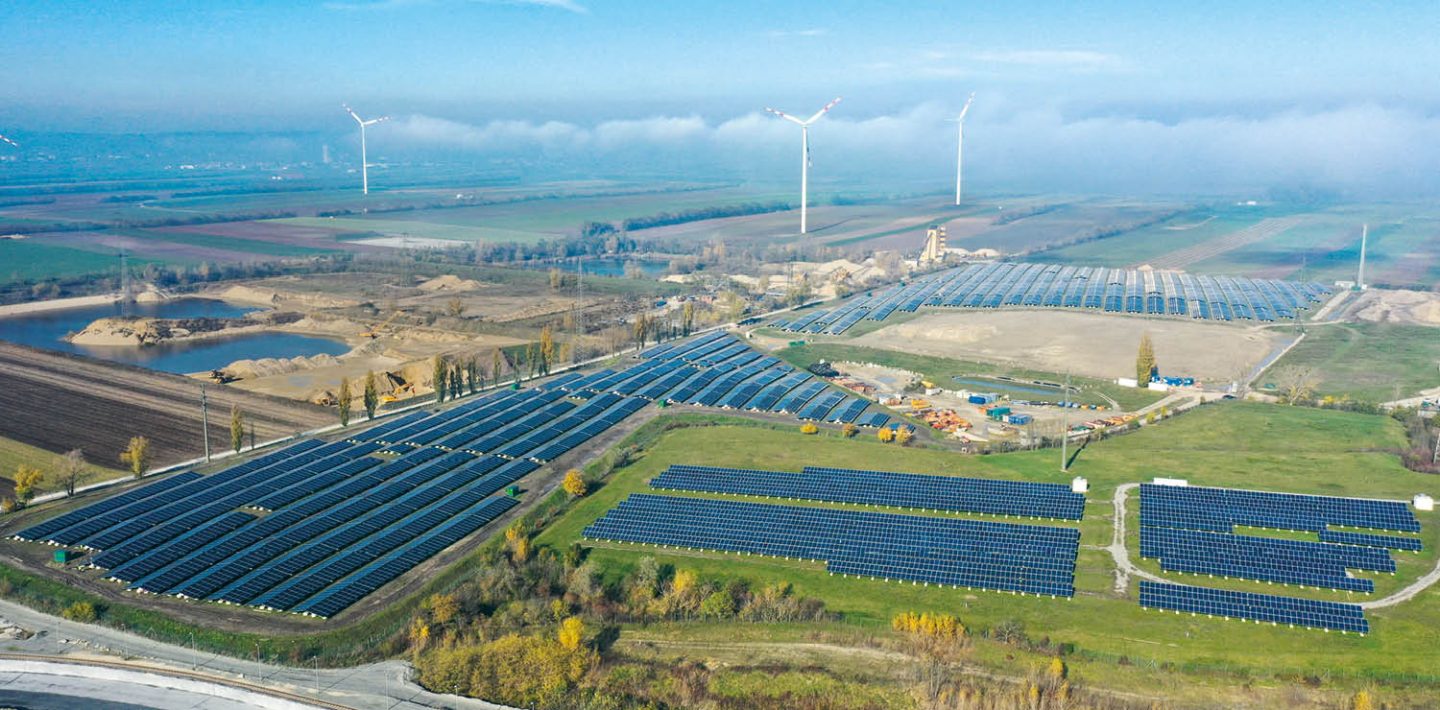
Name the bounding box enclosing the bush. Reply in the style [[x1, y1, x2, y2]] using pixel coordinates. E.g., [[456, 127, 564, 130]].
[[799, 422, 819, 435], [61, 601, 97, 622]]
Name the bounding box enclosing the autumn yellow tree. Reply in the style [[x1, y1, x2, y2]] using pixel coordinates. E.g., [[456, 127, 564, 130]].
[[557, 616, 584, 651], [505, 523, 531, 563], [539, 326, 556, 376], [12, 465, 43, 507], [878, 427, 894, 443], [800, 422, 819, 434], [337, 376, 353, 426], [841, 423, 858, 438], [119, 436, 151, 479], [895, 426, 914, 446], [561, 469, 587, 497]]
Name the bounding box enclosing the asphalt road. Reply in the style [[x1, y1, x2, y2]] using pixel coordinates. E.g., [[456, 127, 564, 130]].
[[0, 597, 511, 710]]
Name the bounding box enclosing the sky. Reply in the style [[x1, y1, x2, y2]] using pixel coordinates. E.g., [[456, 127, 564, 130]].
[[4, 1, 1440, 196]]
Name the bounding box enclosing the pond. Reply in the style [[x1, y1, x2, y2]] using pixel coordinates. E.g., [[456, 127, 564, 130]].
[[0, 298, 352, 375]]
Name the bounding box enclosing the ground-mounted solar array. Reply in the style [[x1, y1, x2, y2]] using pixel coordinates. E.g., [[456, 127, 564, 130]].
[[14, 380, 657, 617], [1139, 581, 1369, 634], [12, 330, 894, 618], [769, 262, 1332, 335], [650, 464, 1085, 520], [1140, 483, 1421, 533], [1134, 483, 1422, 632], [578, 330, 893, 428], [584, 493, 1080, 597]]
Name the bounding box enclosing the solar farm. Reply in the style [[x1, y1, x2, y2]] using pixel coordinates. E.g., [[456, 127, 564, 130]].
[[770, 261, 1333, 336], [1137, 483, 1424, 633], [9, 330, 909, 618], [584, 463, 1086, 598]]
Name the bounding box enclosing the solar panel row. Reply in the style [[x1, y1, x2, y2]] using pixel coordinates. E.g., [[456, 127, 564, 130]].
[[770, 263, 1331, 335], [1139, 526, 1389, 593], [1140, 483, 1419, 533], [651, 464, 1086, 520], [1139, 581, 1368, 634], [1318, 529, 1424, 552], [584, 493, 1080, 597]]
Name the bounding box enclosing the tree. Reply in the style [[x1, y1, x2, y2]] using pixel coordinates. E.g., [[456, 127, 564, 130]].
[[1136, 332, 1157, 384], [841, 423, 858, 438], [878, 427, 895, 443], [632, 314, 650, 349], [446, 297, 464, 317], [229, 405, 245, 453], [337, 376, 353, 427], [450, 364, 464, 400], [548, 267, 563, 290], [524, 342, 538, 378], [363, 370, 379, 419], [12, 465, 42, 507], [466, 357, 479, 394], [539, 326, 555, 376], [120, 436, 151, 479], [491, 348, 504, 384], [895, 426, 914, 446], [433, 355, 448, 403], [561, 469, 588, 497], [557, 616, 584, 651], [61, 602, 97, 622], [799, 422, 819, 434], [57, 449, 85, 497], [681, 302, 695, 335]]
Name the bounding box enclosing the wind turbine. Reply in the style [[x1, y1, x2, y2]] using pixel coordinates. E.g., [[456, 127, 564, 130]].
[[950, 92, 975, 206], [343, 104, 389, 195], [0, 134, 17, 148], [765, 97, 841, 235]]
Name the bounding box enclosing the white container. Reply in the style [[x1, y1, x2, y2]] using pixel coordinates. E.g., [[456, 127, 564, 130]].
[[1071, 476, 1089, 494], [1153, 477, 1188, 487], [1415, 494, 1434, 512]]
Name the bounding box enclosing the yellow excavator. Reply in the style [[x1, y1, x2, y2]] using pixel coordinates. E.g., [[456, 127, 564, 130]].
[[361, 311, 401, 339]]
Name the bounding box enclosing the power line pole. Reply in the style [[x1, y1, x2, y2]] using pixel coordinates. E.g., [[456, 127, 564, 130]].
[[1060, 370, 1071, 473], [200, 384, 211, 463]]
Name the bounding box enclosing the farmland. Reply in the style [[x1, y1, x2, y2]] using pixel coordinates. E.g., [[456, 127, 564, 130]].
[[0, 341, 332, 469], [0, 436, 126, 498], [537, 402, 1440, 704]]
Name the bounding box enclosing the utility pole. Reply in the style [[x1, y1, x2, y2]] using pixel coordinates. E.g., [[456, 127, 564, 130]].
[[1060, 370, 1071, 472], [1432, 429, 1439, 467], [200, 385, 211, 463]]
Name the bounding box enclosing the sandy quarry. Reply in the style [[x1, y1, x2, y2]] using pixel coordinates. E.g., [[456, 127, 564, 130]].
[[851, 310, 1283, 382], [1345, 288, 1440, 326]]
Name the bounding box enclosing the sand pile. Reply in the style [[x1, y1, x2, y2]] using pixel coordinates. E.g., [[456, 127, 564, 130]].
[[225, 353, 344, 379], [216, 284, 360, 309], [417, 274, 483, 292], [1350, 289, 1440, 326]]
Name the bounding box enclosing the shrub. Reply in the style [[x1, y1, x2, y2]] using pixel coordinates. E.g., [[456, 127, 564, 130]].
[[61, 601, 97, 622], [799, 422, 819, 435]]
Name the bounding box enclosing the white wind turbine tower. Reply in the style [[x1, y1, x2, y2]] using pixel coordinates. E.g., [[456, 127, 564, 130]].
[[343, 104, 389, 195], [765, 97, 841, 235], [950, 92, 975, 206]]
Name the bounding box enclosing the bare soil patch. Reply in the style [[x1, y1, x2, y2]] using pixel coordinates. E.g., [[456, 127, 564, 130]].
[[0, 342, 332, 468], [851, 310, 1281, 382], [1344, 288, 1440, 326]]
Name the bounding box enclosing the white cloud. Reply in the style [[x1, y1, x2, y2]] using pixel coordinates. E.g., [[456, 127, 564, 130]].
[[768, 28, 827, 38], [380, 103, 1440, 196]]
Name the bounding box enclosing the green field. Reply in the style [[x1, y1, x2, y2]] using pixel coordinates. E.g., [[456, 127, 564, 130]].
[[1262, 322, 1440, 402], [270, 217, 548, 244], [0, 240, 148, 284], [775, 342, 1164, 411], [537, 403, 1440, 693], [0, 436, 126, 494]]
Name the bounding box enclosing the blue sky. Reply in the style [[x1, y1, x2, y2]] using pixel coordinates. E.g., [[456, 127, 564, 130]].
[[4, 1, 1440, 195]]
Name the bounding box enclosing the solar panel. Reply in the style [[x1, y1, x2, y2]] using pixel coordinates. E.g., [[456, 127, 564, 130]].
[[585, 493, 1078, 597], [1139, 580, 1368, 634]]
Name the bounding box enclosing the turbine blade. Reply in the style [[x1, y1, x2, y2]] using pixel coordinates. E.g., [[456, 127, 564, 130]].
[[804, 96, 842, 124], [365, 116, 391, 126], [957, 92, 975, 122], [765, 107, 806, 126], [0, 134, 17, 148], [343, 104, 365, 125]]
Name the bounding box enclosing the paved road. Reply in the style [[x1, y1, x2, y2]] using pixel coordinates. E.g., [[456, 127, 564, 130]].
[[0, 597, 511, 710]]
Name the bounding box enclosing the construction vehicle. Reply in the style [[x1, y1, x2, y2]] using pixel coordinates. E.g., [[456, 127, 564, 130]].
[[361, 311, 401, 339]]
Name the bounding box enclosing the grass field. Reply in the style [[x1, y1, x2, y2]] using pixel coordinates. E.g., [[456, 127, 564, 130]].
[[0, 436, 126, 495], [1261, 322, 1440, 402], [775, 342, 1164, 411], [537, 402, 1440, 694]]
